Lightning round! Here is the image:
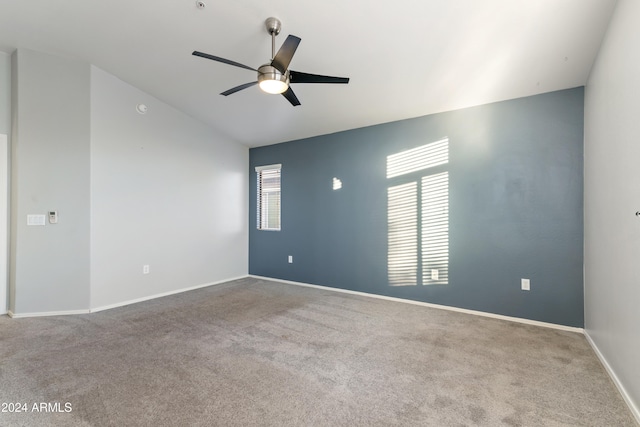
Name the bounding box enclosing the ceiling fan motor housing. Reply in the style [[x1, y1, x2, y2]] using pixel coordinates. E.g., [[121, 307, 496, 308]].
[[257, 64, 290, 93]]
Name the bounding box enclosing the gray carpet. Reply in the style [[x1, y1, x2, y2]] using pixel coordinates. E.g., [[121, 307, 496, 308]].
[[0, 277, 635, 426]]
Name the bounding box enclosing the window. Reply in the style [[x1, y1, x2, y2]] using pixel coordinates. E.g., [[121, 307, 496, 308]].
[[256, 164, 281, 230], [387, 138, 449, 286]]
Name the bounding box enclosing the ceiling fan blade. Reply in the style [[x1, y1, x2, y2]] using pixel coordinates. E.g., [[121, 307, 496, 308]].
[[271, 35, 301, 73], [282, 87, 301, 106], [221, 81, 258, 96], [192, 51, 257, 72], [289, 70, 349, 84]]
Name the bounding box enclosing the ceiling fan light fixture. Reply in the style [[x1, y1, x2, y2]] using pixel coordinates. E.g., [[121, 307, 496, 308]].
[[259, 79, 288, 94], [258, 65, 289, 94]]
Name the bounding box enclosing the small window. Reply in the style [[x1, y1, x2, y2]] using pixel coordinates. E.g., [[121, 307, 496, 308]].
[[256, 164, 281, 230]]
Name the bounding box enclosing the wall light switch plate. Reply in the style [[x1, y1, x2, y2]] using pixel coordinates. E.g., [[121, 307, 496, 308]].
[[431, 269, 439, 280], [288, 256, 293, 264], [27, 214, 46, 226], [143, 265, 150, 274], [521, 278, 530, 291]]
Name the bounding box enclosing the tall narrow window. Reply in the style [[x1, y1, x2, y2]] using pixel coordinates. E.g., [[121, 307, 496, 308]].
[[256, 164, 281, 231], [388, 182, 418, 286], [386, 138, 449, 286], [421, 172, 449, 285]]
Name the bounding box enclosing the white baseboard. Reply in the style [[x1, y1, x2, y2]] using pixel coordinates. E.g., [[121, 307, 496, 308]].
[[7, 275, 248, 318], [8, 309, 90, 318], [248, 275, 584, 334], [584, 331, 640, 424], [89, 275, 247, 313]]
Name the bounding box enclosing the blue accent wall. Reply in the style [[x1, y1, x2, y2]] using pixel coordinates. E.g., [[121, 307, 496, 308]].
[[250, 88, 584, 327]]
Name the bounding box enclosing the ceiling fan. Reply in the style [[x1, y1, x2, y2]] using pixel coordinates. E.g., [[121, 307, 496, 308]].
[[192, 17, 349, 106]]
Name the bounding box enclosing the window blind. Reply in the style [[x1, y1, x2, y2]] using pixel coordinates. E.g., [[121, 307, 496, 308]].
[[256, 164, 281, 230]]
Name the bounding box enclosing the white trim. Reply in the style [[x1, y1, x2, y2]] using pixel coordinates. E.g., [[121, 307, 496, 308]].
[[584, 331, 640, 424], [89, 276, 245, 313], [255, 163, 281, 172], [7, 276, 247, 318], [8, 309, 90, 318], [249, 275, 584, 334]]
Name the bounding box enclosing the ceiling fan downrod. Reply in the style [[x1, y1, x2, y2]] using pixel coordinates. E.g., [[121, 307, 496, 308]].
[[265, 17, 282, 60]]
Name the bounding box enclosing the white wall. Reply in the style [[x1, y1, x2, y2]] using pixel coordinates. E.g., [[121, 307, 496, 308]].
[[0, 52, 10, 135], [7, 49, 248, 315], [10, 49, 91, 314], [0, 134, 7, 314], [90, 67, 248, 309], [1, 52, 10, 314], [584, 0, 640, 420]]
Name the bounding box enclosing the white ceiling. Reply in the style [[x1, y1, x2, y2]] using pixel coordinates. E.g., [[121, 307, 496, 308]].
[[0, 0, 617, 147]]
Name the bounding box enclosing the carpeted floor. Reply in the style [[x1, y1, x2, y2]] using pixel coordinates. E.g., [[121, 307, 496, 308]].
[[0, 277, 636, 426]]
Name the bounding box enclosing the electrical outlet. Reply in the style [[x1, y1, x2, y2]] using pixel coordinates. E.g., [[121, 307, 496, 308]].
[[431, 269, 439, 280], [521, 278, 530, 291], [143, 265, 150, 274], [288, 255, 293, 264]]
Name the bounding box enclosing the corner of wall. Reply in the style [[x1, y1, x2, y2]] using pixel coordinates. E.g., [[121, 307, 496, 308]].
[[9, 49, 18, 314], [584, 330, 640, 424]]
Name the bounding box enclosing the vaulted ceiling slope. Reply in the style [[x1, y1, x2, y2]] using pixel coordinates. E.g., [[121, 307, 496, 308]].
[[0, 0, 617, 147]]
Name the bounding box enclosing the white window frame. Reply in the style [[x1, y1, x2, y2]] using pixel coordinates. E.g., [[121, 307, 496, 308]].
[[256, 164, 282, 231]]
